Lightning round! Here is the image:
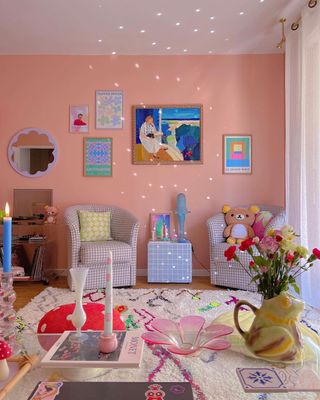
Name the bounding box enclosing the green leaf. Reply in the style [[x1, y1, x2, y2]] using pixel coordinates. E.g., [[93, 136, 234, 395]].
[[251, 276, 260, 283], [252, 256, 270, 266], [291, 282, 300, 294]]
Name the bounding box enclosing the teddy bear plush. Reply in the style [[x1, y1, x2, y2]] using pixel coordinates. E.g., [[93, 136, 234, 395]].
[[222, 204, 260, 244], [44, 205, 58, 224]]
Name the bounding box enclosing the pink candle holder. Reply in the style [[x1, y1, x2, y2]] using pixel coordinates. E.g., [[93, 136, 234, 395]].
[[99, 333, 118, 353]]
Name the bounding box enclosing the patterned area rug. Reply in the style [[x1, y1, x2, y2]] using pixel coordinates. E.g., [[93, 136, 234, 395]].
[[11, 288, 320, 400]]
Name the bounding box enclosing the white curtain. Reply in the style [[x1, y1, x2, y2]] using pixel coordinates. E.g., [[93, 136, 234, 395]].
[[286, 5, 320, 308]]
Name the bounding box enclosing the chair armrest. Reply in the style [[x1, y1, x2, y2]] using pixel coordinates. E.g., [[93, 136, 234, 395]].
[[265, 209, 287, 232], [64, 209, 81, 269], [207, 213, 226, 246], [111, 210, 140, 247]]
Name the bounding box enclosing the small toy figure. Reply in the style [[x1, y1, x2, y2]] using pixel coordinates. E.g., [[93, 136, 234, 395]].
[[175, 193, 190, 243], [145, 384, 166, 400], [44, 205, 58, 224], [222, 205, 259, 244]]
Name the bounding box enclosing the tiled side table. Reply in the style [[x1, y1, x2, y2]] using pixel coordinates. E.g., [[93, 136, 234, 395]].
[[147, 241, 192, 283]]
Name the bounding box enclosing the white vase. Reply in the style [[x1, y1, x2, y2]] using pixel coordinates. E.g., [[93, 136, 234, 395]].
[[70, 268, 89, 338]]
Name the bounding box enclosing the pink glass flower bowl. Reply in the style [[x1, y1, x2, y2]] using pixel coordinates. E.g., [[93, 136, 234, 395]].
[[141, 316, 233, 356]]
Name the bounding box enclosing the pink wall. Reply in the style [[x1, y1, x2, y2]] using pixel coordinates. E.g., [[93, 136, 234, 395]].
[[0, 55, 285, 272]]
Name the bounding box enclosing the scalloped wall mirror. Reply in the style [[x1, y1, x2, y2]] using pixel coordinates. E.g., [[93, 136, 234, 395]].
[[8, 128, 58, 177]]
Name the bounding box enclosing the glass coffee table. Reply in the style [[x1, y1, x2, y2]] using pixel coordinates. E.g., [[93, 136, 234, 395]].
[[3, 330, 320, 400]]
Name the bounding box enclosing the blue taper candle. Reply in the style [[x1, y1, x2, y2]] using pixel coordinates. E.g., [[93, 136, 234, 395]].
[[3, 203, 12, 273]]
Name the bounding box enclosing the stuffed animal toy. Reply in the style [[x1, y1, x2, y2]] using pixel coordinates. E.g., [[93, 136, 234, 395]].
[[222, 205, 260, 244], [44, 205, 58, 224]]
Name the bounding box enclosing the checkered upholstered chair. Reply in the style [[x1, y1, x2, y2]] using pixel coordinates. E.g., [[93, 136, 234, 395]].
[[207, 205, 286, 291], [64, 205, 140, 290]]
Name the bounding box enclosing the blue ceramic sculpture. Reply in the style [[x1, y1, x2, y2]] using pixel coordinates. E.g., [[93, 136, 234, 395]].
[[175, 193, 190, 243]]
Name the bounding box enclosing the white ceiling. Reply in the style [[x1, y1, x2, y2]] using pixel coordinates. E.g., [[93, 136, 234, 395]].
[[0, 0, 305, 55]]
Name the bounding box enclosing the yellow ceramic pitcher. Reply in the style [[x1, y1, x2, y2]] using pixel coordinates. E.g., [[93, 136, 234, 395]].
[[234, 292, 304, 362]]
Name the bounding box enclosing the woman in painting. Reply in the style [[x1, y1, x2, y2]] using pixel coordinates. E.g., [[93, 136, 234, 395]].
[[73, 113, 87, 126], [139, 115, 167, 159]]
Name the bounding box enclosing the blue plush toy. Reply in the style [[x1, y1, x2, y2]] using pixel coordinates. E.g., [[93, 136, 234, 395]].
[[175, 193, 190, 242]]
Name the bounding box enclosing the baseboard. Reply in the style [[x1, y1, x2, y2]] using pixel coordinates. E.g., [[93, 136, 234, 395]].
[[136, 269, 209, 277]]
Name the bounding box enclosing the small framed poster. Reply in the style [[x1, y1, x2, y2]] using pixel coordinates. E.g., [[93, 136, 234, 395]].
[[69, 105, 89, 133], [223, 135, 252, 174], [150, 213, 172, 240], [96, 90, 123, 129], [84, 137, 112, 177]]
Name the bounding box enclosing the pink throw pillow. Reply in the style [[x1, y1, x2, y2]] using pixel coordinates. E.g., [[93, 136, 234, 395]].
[[253, 211, 274, 239]]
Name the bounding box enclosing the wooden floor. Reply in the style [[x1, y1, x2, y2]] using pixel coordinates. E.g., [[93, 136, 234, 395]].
[[14, 276, 215, 311]]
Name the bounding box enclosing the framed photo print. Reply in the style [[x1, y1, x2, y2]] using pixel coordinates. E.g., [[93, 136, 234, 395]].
[[96, 90, 123, 129], [150, 213, 172, 240], [223, 135, 252, 174], [69, 105, 89, 133], [132, 105, 203, 164], [84, 137, 112, 177]]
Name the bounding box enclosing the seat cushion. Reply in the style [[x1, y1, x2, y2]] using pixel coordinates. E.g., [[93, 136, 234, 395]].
[[79, 211, 112, 241], [80, 240, 132, 264], [212, 242, 254, 265]]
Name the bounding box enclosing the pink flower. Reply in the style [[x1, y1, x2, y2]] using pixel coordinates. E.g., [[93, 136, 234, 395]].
[[260, 266, 268, 273], [259, 236, 279, 254]]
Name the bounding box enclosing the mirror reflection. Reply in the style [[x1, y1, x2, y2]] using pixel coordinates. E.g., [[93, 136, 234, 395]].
[[8, 128, 58, 177]]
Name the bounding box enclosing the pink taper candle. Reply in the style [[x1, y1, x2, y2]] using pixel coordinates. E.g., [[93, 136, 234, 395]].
[[104, 251, 113, 336]]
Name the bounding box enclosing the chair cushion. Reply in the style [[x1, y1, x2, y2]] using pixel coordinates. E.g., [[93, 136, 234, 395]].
[[80, 240, 132, 264], [212, 242, 254, 265], [79, 211, 112, 241]]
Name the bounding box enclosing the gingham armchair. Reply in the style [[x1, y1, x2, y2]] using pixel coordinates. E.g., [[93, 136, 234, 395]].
[[207, 205, 286, 291], [64, 205, 140, 290]]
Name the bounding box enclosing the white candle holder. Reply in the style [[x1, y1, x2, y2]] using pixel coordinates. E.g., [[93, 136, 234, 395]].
[[69, 268, 89, 343]]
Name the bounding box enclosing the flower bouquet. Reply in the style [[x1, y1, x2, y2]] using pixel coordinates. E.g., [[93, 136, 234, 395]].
[[224, 225, 320, 299], [225, 225, 320, 362]]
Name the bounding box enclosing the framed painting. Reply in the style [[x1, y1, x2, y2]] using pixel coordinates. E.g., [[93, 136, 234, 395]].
[[132, 105, 203, 164], [150, 213, 172, 240], [69, 105, 89, 133], [223, 135, 252, 174], [84, 137, 112, 177], [96, 90, 123, 129]]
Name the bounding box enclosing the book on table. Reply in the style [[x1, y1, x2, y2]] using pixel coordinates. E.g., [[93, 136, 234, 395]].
[[41, 330, 144, 368], [27, 381, 194, 400]]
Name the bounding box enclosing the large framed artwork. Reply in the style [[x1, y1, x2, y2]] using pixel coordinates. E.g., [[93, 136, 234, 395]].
[[96, 90, 123, 129], [223, 135, 252, 174], [69, 105, 89, 133], [84, 137, 112, 177], [132, 105, 203, 164]]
